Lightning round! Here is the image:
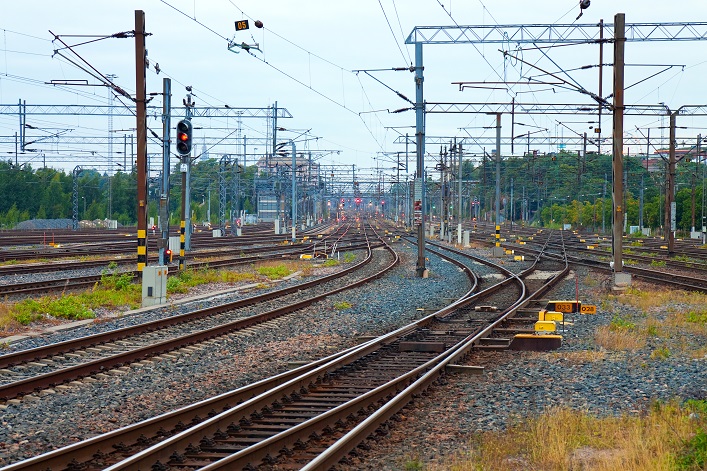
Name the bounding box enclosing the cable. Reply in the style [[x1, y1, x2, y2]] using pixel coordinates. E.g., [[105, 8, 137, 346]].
[[390, 0, 413, 65], [159, 0, 230, 42], [162, 0, 388, 156], [377, 0, 409, 66], [434, 0, 505, 83]]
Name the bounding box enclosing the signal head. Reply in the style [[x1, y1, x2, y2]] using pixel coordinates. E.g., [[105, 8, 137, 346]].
[[176, 119, 193, 155]]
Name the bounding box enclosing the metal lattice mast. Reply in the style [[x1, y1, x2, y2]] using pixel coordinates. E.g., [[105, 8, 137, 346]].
[[232, 157, 240, 235], [72, 166, 82, 231], [219, 155, 231, 233]]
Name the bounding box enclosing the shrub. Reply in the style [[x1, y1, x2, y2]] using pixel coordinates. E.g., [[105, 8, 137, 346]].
[[257, 263, 291, 279]]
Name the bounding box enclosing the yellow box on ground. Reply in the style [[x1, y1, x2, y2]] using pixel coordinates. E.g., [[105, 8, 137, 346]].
[[535, 320, 556, 333], [545, 311, 564, 322]]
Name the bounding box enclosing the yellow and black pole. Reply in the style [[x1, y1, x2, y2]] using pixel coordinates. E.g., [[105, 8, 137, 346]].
[[179, 154, 187, 270], [134, 10, 148, 273], [495, 225, 500, 248], [179, 219, 186, 270], [137, 228, 146, 271]]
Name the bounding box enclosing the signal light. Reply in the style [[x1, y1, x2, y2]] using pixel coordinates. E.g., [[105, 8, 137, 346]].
[[165, 249, 173, 262], [176, 119, 193, 155]]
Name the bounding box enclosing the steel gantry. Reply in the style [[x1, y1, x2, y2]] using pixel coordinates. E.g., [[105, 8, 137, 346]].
[[405, 17, 707, 283]]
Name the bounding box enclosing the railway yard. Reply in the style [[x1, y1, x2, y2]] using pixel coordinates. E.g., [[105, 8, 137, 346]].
[[4, 1, 707, 469], [0, 221, 704, 470]]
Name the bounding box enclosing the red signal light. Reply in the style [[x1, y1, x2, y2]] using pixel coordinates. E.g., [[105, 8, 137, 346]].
[[176, 119, 193, 155]]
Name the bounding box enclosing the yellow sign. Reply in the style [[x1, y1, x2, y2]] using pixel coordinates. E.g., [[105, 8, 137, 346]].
[[553, 302, 574, 313], [580, 304, 597, 314]]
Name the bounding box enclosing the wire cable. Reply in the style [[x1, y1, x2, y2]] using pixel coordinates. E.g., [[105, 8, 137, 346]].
[[377, 0, 409, 66]]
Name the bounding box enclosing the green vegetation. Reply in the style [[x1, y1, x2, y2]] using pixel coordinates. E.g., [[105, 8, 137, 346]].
[[685, 309, 707, 324], [321, 258, 339, 267], [650, 259, 667, 267], [609, 315, 636, 331], [256, 263, 292, 279], [333, 301, 352, 310], [165, 267, 257, 294], [0, 158, 262, 227], [343, 252, 356, 263], [676, 400, 707, 470], [650, 346, 671, 359], [0, 263, 141, 329], [430, 400, 707, 471]]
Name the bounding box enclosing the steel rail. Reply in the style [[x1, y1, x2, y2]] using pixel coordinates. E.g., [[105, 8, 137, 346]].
[[0, 224, 404, 470], [303, 232, 568, 470], [0, 232, 379, 398], [105, 230, 530, 470]]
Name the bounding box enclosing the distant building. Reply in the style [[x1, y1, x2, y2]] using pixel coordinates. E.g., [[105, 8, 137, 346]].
[[256, 154, 320, 181]]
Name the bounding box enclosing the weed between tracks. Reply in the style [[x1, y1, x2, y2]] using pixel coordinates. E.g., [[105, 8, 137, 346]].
[[433, 400, 707, 471]]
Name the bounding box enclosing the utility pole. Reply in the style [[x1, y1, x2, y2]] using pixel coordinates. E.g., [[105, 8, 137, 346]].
[[665, 110, 677, 255], [291, 140, 296, 242], [495, 113, 501, 226], [598, 19, 604, 154], [158, 77, 171, 265], [458, 141, 463, 243], [134, 10, 148, 273], [414, 42, 427, 277], [611, 13, 629, 287]]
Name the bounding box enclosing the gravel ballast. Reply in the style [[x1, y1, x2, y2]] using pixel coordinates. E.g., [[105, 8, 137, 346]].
[[344, 263, 707, 470], [0, 242, 472, 465], [2, 242, 704, 468]]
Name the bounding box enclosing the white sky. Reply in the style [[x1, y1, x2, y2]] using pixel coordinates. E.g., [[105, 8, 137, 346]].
[[1, 0, 707, 177]]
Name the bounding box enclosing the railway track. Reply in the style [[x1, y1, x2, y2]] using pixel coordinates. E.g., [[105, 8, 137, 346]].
[[0, 227, 368, 297], [0, 229, 569, 470], [505, 234, 707, 292], [0, 225, 395, 404]]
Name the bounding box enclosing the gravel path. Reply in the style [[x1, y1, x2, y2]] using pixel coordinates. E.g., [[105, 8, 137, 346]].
[[0, 242, 473, 466]]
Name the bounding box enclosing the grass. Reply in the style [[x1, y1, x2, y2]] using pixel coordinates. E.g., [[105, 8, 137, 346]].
[[594, 288, 707, 354], [166, 267, 258, 294], [0, 264, 141, 331], [321, 258, 340, 267], [0, 258, 339, 333], [431, 400, 707, 471], [333, 301, 352, 310], [650, 259, 667, 268], [594, 324, 646, 351]]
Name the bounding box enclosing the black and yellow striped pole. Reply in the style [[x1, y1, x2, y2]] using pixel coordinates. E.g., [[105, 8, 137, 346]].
[[179, 154, 187, 270], [178, 220, 186, 270], [495, 225, 500, 248], [137, 228, 147, 271]]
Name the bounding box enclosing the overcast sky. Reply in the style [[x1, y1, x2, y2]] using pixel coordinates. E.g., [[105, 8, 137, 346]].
[[2, 0, 706, 177]]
